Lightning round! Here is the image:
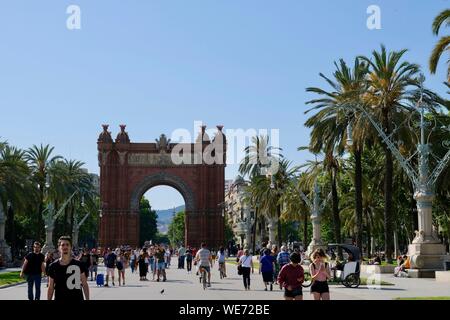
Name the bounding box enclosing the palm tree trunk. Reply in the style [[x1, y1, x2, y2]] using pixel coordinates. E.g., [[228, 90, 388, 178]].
[[382, 108, 394, 263], [330, 168, 343, 260], [6, 205, 16, 257], [38, 185, 45, 242], [252, 207, 258, 254], [354, 147, 364, 254], [277, 204, 282, 247], [365, 208, 372, 257]]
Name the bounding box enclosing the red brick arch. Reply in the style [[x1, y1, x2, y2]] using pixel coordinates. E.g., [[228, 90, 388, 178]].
[[97, 124, 225, 249]]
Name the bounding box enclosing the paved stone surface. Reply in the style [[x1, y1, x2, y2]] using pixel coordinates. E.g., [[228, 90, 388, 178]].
[[0, 258, 449, 300]]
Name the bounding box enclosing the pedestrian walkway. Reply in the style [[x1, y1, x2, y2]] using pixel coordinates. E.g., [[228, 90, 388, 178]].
[[0, 258, 449, 300]]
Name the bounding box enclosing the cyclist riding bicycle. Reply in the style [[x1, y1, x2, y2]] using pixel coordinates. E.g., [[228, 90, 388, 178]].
[[217, 246, 227, 278], [194, 242, 213, 287]]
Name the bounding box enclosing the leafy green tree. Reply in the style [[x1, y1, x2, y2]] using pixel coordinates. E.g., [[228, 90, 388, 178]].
[[25, 144, 61, 240], [1, 145, 34, 255], [239, 135, 282, 252], [305, 58, 371, 253], [429, 9, 450, 80], [154, 233, 170, 245], [168, 211, 185, 246], [359, 45, 420, 262], [139, 197, 158, 246], [224, 218, 234, 243]]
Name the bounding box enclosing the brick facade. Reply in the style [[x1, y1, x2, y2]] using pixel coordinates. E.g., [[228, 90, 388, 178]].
[[97, 124, 226, 249]]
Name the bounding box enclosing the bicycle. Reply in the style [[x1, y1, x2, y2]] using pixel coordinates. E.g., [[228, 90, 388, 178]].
[[219, 263, 226, 279], [302, 271, 312, 287], [199, 266, 208, 290]]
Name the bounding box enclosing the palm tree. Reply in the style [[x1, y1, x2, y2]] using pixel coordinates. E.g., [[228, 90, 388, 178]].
[[239, 135, 282, 177], [280, 176, 310, 251], [250, 159, 296, 247], [241, 176, 264, 253], [239, 135, 282, 252], [26, 144, 61, 241], [305, 58, 371, 253], [297, 155, 343, 257], [359, 45, 420, 262], [48, 159, 96, 238], [429, 9, 450, 81], [0, 145, 34, 255]]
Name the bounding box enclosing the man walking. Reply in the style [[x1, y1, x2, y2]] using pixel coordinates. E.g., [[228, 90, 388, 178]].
[[90, 248, 99, 281], [104, 247, 117, 287], [277, 246, 291, 289], [178, 245, 186, 269], [185, 246, 193, 273], [47, 236, 90, 301], [20, 241, 45, 300]]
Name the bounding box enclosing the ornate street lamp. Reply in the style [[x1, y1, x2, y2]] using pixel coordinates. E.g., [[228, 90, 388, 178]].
[[342, 74, 450, 274], [72, 196, 91, 250], [42, 188, 78, 254], [298, 178, 331, 257]]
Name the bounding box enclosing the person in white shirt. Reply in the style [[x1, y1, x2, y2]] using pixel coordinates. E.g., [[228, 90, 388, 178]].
[[238, 249, 254, 290], [165, 248, 171, 268]]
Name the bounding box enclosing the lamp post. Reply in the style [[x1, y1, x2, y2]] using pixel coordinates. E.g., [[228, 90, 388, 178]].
[[298, 178, 331, 257], [267, 174, 280, 246], [42, 190, 78, 254], [72, 196, 91, 250], [342, 75, 450, 275]]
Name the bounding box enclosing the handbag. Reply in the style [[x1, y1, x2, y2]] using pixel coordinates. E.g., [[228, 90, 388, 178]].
[[237, 265, 243, 275]]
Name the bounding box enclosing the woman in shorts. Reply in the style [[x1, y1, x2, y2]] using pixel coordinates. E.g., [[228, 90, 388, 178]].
[[309, 248, 331, 300]]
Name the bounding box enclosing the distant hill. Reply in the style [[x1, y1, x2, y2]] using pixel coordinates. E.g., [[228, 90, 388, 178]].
[[156, 205, 185, 234]]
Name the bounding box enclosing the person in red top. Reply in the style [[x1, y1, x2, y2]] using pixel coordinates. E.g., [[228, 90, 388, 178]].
[[277, 252, 304, 300]]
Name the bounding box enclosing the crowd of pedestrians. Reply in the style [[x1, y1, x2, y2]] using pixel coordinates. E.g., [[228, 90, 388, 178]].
[[18, 237, 338, 301]]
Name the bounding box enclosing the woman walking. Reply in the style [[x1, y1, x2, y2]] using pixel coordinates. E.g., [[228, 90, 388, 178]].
[[149, 246, 156, 280], [217, 247, 227, 277], [238, 249, 254, 290], [117, 250, 126, 286], [129, 249, 136, 274], [309, 248, 331, 300], [138, 251, 147, 281], [271, 245, 280, 285], [156, 245, 167, 282], [260, 249, 275, 291]]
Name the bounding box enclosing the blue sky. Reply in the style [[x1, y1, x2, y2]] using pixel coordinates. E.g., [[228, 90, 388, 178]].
[[1, 0, 448, 209]]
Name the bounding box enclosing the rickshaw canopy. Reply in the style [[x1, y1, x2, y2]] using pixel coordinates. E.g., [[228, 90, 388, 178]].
[[327, 243, 361, 261]]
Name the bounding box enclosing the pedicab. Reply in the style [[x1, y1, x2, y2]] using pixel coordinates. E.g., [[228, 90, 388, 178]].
[[301, 244, 361, 288], [328, 243, 361, 288]]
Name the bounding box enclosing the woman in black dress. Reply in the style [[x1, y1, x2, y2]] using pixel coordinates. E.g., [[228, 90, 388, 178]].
[[138, 251, 148, 281]]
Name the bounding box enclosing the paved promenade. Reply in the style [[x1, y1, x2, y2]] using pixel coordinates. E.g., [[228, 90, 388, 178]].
[[1, 258, 449, 300]]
